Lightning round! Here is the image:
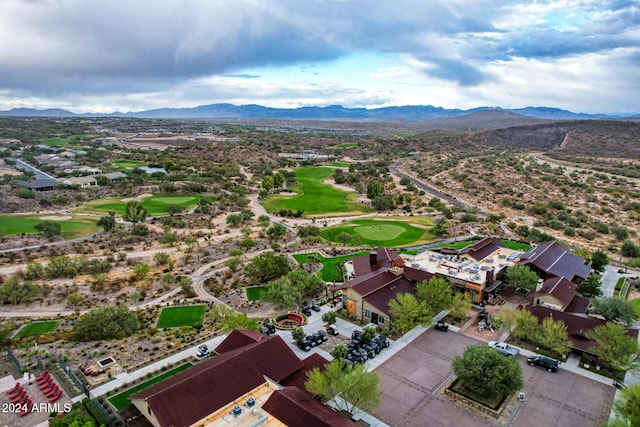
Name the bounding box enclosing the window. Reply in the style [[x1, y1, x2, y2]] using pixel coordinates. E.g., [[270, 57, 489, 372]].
[[364, 310, 371, 319], [379, 316, 385, 324]]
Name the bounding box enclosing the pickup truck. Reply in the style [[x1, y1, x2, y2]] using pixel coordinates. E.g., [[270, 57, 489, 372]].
[[488, 341, 520, 357]]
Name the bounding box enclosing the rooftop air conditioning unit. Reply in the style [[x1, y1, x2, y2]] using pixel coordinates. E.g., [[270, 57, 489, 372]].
[[246, 397, 255, 408], [232, 406, 242, 417]]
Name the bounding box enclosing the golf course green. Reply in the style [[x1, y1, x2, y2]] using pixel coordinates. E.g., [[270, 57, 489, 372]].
[[0, 214, 101, 239], [76, 194, 202, 216], [320, 217, 434, 247], [261, 166, 370, 217]]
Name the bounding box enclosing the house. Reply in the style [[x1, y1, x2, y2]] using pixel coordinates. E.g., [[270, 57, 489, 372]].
[[337, 249, 433, 324], [408, 237, 522, 302], [130, 330, 356, 427], [16, 178, 57, 191], [62, 176, 98, 188], [101, 171, 127, 181], [518, 241, 591, 284], [530, 276, 590, 314], [526, 305, 638, 354]]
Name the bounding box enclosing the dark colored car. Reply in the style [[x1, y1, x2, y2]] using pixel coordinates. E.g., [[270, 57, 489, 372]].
[[527, 355, 559, 372], [301, 306, 312, 316], [311, 304, 321, 312], [434, 320, 449, 332]]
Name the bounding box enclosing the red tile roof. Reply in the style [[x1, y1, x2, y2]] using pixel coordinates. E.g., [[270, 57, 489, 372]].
[[281, 353, 329, 391], [531, 276, 577, 307], [518, 241, 591, 282], [262, 387, 358, 427], [351, 248, 402, 276], [131, 334, 305, 427], [214, 328, 264, 354], [459, 237, 506, 261]]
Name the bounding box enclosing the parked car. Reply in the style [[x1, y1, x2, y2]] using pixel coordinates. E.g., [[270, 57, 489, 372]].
[[311, 304, 321, 312], [488, 341, 520, 357], [527, 355, 559, 372], [434, 320, 449, 332], [326, 324, 339, 336], [301, 306, 312, 316]]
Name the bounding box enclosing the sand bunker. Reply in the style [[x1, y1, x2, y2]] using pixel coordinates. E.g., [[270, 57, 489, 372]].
[[121, 193, 153, 202], [39, 215, 72, 221]]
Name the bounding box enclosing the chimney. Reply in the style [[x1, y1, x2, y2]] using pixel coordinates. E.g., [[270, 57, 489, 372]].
[[369, 251, 377, 267]]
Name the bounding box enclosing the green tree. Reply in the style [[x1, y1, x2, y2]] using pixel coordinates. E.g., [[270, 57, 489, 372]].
[[34, 221, 61, 237], [161, 227, 179, 246], [263, 276, 301, 309], [209, 305, 260, 332], [585, 322, 639, 373], [273, 171, 284, 189], [322, 311, 337, 325], [24, 262, 44, 280], [257, 214, 270, 228], [66, 292, 84, 306], [431, 219, 449, 237], [512, 310, 539, 341], [226, 213, 244, 227], [131, 223, 149, 236], [610, 383, 640, 426], [505, 265, 540, 291], [493, 305, 518, 333], [153, 252, 171, 267], [388, 293, 429, 334], [416, 276, 454, 315], [449, 292, 471, 322], [590, 250, 609, 273], [536, 317, 571, 356], [261, 175, 274, 191], [292, 326, 305, 341], [45, 255, 82, 279], [224, 256, 242, 272], [165, 204, 185, 216], [0, 277, 39, 305], [366, 181, 384, 199], [591, 297, 637, 325], [73, 305, 140, 341], [123, 200, 148, 224], [611, 226, 630, 242], [132, 263, 150, 280], [452, 345, 523, 399], [331, 344, 348, 360], [245, 252, 291, 283], [239, 237, 256, 250], [336, 231, 353, 244], [305, 359, 381, 416], [97, 210, 116, 232], [265, 223, 286, 239], [621, 240, 640, 258], [577, 272, 603, 298]]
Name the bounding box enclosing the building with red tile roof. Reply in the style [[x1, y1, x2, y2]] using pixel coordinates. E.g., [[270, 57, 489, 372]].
[[130, 331, 356, 427], [518, 241, 591, 284]]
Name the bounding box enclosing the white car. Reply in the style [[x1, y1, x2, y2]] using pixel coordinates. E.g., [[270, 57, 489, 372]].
[[488, 341, 520, 357]]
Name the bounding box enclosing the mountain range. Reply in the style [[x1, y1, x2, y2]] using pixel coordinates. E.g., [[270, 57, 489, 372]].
[[0, 103, 635, 121]]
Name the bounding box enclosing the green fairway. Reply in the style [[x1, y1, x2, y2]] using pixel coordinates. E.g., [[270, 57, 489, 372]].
[[326, 161, 351, 167], [76, 194, 202, 216], [0, 215, 101, 239], [108, 363, 193, 410], [500, 240, 532, 251], [320, 217, 433, 247], [261, 167, 370, 217], [293, 251, 369, 282], [246, 286, 269, 301], [15, 320, 61, 338], [431, 240, 532, 252], [40, 134, 97, 149], [632, 298, 640, 317], [329, 143, 357, 149], [157, 305, 206, 328], [111, 160, 146, 170]]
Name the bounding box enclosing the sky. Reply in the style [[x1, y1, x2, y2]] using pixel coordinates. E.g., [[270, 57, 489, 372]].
[[0, 0, 638, 115]]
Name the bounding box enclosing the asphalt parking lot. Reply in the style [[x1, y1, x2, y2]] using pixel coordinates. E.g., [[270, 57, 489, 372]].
[[373, 329, 615, 427]]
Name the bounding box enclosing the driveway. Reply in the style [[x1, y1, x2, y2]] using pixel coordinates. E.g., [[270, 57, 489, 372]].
[[373, 329, 615, 427]]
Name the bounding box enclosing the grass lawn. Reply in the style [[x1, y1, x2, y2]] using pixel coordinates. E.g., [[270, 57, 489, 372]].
[[326, 161, 351, 167], [431, 239, 532, 252], [631, 298, 640, 317], [0, 214, 101, 239], [293, 251, 369, 282], [76, 194, 202, 216], [329, 143, 357, 149], [246, 286, 269, 301], [40, 134, 97, 150], [108, 363, 193, 410], [15, 320, 61, 338], [111, 160, 147, 170], [261, 167, 371, 217], [157, 305, 206, 328], [320, 217, 434, 247]]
